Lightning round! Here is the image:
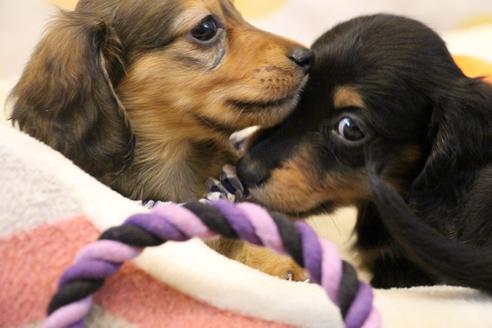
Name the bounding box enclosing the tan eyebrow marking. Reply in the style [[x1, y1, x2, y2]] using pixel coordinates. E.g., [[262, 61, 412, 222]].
[[333, 86, 365, 109], [219, 0, 242, 20]]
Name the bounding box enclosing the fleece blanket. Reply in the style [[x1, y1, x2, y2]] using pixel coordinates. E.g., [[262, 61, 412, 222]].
[[2, 54, 492, 327], [2, 20, 492, 328], [2, 111, 492, 328]]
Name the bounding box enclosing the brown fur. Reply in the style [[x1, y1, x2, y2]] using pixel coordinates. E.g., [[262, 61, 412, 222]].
[[250, 145, 334, 214], [249, 145, 420, 216], [333, 86, 365, 109], [250, 149, 373, 216], [10, 0, 310, 279]]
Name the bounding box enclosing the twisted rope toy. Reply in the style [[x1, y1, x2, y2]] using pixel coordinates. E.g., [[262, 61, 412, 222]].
[[43, 200, 380, 328]]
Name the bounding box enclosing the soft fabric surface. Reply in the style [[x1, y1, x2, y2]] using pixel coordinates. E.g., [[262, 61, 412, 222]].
[[2, 9, 492, 328], [42, 201, 379, 328], [1, 89, 492, 327], [0, 123, 342, 328]]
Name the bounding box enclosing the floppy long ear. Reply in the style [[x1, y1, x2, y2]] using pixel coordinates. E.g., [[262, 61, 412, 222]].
[[10, 11, 134, 183], [410, 77, 492, 194]]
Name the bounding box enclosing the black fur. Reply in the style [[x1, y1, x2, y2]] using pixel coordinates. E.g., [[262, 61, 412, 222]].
[[239, 15, 492, 292]]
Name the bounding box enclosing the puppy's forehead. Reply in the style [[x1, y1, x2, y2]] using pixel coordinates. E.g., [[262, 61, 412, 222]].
[[184, 0, 224, 11], [333, 86, 364, 109], [172, 0, 241, 31], [171, 5, 211, 31], [218, 0, 243, 18]]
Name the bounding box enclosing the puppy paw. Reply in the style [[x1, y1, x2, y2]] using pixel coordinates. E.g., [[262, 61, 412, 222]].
[[208, 239, 308, 281], [240, 244, 308, 281], [262, 260, 308, 282]]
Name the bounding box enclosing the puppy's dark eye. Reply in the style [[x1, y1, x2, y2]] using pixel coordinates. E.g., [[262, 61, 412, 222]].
[[191, 16, 219, 43], [335, 117, 365, 142]]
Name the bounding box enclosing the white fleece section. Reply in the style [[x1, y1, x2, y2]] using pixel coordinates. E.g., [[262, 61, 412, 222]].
[[0, 124, 145, 230], [134, 239, 340, 328], [375, 287, 492, 327], [0, 124, 343, 328], [85, 305, 135, 328], [0, 137, 81, 237], [6, 122, 492, 328]]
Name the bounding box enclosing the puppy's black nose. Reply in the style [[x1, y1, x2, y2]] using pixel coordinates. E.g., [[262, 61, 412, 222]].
[[237, 157, 270, 189], [288, 47, 313, 73]]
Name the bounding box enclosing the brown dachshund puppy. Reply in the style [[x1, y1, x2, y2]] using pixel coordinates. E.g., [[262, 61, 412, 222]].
[[238, 14, 492, 292], [10, 0, 310, 280]]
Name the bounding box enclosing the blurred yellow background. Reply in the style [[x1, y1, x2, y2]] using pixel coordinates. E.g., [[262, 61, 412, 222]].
[[2, 0, 492, 81], [50, 0, 76, 9], [52, 0, 291, 17]]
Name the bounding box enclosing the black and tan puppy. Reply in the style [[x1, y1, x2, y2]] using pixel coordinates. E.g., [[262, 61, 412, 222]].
[[238, 14, 492, 292], [10, 0, 311, 279]]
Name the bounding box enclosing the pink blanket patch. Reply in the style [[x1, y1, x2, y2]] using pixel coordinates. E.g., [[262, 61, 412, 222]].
[[0, 216, 99, 327], [0, 214, 288, 327], [96, 264, 289, 328]]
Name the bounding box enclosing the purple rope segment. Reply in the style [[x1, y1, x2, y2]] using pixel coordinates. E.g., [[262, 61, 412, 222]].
[[71, 321, 84, 328], [236, 203, 285, 255], [153, 204, 215, 239], [43, 202, 380, 328], [211, 200, 262, 246], [44, 297, 93, 328], [320, 239, 343, 303], [75, 240, 142, 263], [345, 283, 374, 328], [296, 222, 323, 284], [126, 213, 188, 242], [59, 260, 119, 287], [362, 307, 382, 328]]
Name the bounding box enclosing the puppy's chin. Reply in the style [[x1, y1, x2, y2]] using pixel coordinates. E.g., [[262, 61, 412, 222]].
[[248, 187, 336, 219], [246, 92, 301, 127], [225, 76, 307, 129], [191, 93, 300, 137]]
